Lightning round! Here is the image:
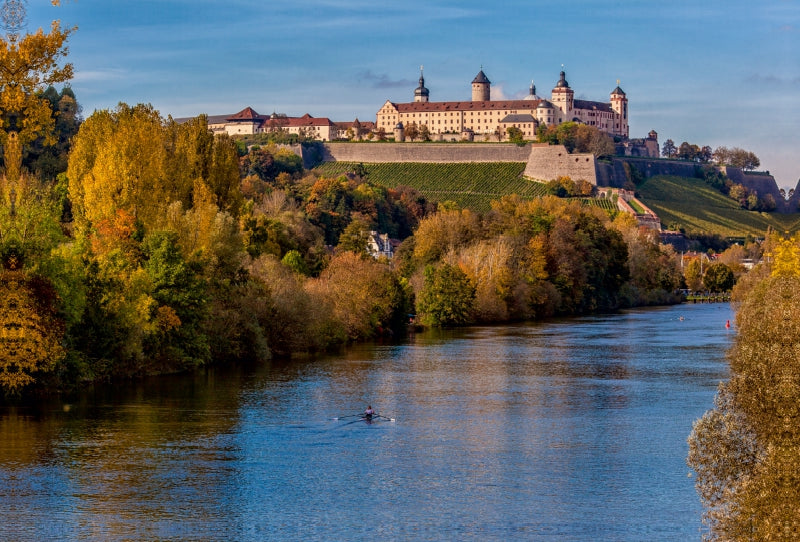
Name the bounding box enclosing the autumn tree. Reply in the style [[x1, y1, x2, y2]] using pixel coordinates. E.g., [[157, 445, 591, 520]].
[[0, 266, 65, 393], [683, 258, 703, 292], [305, 251, 409, 339], [68, 105, 242, 232], [0, 2, 74, 393], [689, 236, 800, 540], [661, 139, 677, 158], [702, 262, 735, 292]]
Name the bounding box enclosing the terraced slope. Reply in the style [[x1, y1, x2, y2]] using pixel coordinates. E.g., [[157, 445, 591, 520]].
[[313, 162, 543, 212]]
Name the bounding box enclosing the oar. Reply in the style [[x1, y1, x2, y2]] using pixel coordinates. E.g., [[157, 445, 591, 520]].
[[340, 417, 370, 427], [332, 414, 363, 420], [374, 414, 396, 422]]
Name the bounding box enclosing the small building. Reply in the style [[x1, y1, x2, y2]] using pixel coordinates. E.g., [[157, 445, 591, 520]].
[[498, 113, 538, 141], [366, 231, 395, 259]]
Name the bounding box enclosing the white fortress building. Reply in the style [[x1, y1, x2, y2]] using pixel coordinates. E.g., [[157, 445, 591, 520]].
[[376, 68, 629, 141]]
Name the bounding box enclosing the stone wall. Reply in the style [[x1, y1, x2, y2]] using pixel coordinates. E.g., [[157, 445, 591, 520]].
[[621, 158, 702, 180], [308, 143, 784, 210], [319, 142, 532, 164], [722, 167, 785, 210], [523, 145, 598, 184]]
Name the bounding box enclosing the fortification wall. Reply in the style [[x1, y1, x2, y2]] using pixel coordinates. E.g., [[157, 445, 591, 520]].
[[789, 180, 800, 212], [319, 143, 532, 163], [523, 145, 598, 184], [595, 161, 629, 188], [722, 167, 785, 210], [621, 158, 701, 180]]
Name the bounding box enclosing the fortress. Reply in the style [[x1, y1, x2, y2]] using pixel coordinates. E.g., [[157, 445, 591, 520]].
[[376, 68, 629, 142]]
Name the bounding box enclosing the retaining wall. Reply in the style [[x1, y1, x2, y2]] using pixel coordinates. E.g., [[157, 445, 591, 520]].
[[319, 142, 532, 163], [523, 145, 598, 184]]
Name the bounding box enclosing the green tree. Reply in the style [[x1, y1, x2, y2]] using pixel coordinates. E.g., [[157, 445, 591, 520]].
[[702, 262, 735, 292], [506, 126, 525, 144], [416, 263, 476, 326], [142, 231, 210, 371]]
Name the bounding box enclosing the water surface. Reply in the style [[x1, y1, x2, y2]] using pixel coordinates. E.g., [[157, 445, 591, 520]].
[[0, 303, 733, 540]]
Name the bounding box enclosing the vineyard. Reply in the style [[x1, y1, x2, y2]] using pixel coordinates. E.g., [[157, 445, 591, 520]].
[[313, 162, 548, 212]]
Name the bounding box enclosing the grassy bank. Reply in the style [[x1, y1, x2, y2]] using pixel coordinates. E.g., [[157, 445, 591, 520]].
[[637, 175, 800, 237]]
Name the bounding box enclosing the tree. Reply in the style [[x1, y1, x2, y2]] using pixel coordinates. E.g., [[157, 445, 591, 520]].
[[714, 146, 760, 170], [418, 123, 431, 142], [661, 139, 677, 158], [68, 105, 241, 230], [416, 263, 476, 326], [683, 258, 703, 291], [336, 217, 371, 256], [0, 268, 65, 394], [506, 126, 525, 144], [405, 122, 419, 142], [702, 262, 735, 292], [688, 243, 800, 539]]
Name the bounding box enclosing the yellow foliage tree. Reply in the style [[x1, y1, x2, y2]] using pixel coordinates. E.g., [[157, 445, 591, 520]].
[[0, 267, 65, 393]]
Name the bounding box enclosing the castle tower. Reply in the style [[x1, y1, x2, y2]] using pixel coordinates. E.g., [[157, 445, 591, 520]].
[[414, 66, 429, 103], [610, 81, 628, 137], [394, 121, 405, 142], [550, 70, 573, 122], [523, 80, 539, 101], [471, 68, 490, 101]]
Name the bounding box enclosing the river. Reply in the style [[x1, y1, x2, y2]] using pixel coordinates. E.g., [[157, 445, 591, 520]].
[[0, 302, 733, 541]]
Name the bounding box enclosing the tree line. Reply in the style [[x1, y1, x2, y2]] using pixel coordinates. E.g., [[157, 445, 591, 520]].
[[661, 139, 760, 171], [688, 233, 800, 540]]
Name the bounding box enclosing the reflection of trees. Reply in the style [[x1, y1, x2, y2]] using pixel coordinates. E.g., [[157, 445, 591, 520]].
[[688, 238, 800, 540]]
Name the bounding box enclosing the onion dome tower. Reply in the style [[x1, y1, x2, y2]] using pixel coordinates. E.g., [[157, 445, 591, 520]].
[[551, 69, 573, 119], [471, 68, 491, 101], [523, 80, 539, 101], [414, 66, 429, 103]]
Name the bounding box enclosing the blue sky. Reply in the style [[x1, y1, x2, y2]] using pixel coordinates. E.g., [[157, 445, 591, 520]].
[[26, 0, 800, 189]]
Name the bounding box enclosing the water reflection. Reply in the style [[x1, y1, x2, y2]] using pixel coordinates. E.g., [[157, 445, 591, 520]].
[[1, 303, 732, 541]]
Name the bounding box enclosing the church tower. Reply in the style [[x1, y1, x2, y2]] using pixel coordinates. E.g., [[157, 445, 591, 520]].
[[610, 82, 628, 137], [551, 70, 574, 123], [471, 68, 490, 101], [414, 66, 429, 103]]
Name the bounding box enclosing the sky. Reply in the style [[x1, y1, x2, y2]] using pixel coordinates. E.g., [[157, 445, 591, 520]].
[[23, 0, 800, 189]]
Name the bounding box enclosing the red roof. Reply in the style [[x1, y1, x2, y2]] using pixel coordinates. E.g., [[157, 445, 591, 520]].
[[226, 106, 262, 121], [284, 114, 334, 127], [392, 99, 542, 113]]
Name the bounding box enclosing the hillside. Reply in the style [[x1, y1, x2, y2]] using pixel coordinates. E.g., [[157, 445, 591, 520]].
[[637, 175, 800, 237], [313, 161, 543, 212], [312, 162, 800, 236]]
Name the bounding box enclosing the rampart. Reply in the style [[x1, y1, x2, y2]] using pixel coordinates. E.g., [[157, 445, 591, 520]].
[[307, 143, 783, 210], [523, 145, 597, 184], [722, 167, 784, 208], [319, 142, 532, 163]]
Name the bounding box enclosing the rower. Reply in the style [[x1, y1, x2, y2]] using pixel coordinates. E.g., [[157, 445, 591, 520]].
[[364, 405, 375, 419]]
